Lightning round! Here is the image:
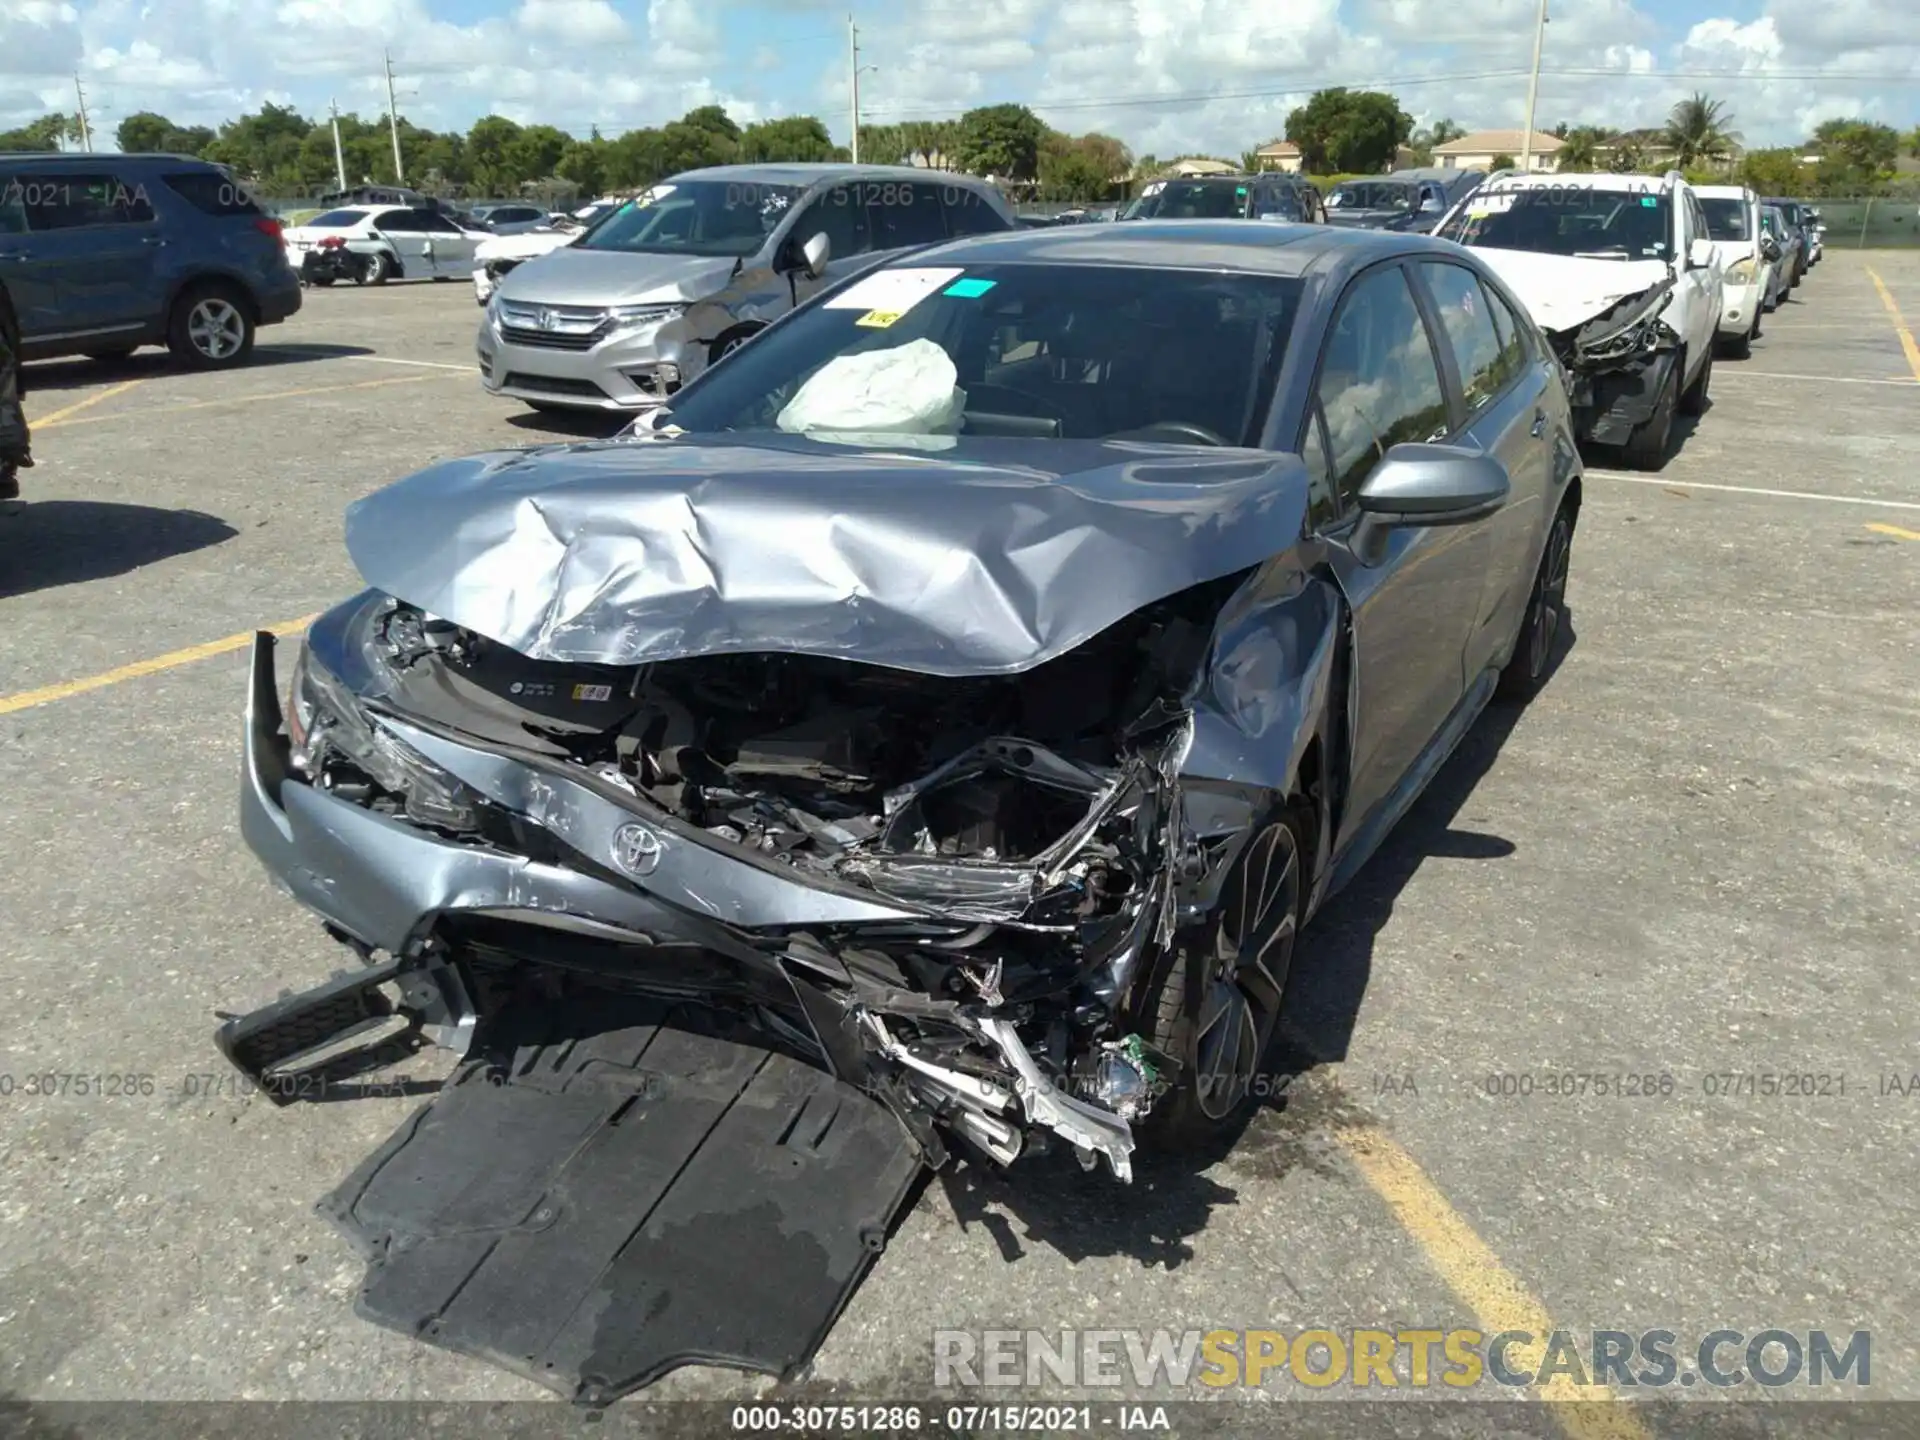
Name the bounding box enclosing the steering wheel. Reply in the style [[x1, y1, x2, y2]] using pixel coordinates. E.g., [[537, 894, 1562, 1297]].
[[1111, 420, 1232, 447]]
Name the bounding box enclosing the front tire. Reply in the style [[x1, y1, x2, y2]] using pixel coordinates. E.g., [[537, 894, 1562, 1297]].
[[166, 283, 255, 370], [1679, 344, 1712, 416], [1138, 809, 1307, 1150], [707, 324, 763, 368], [1498, 500, 1574, 702]]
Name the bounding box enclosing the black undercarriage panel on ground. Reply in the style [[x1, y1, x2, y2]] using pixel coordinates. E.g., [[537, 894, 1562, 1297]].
[[319, 996, 924, 1404]]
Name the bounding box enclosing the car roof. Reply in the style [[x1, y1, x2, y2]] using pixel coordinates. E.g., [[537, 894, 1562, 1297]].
[[0, 151, 224, 168], [897, 219, 1442, 278], [670, 162, 1001, 189]]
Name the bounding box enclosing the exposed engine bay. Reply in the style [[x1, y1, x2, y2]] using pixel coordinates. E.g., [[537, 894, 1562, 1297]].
[[266, 575, 1260, 1184], [1538, 277, 1679, 445]]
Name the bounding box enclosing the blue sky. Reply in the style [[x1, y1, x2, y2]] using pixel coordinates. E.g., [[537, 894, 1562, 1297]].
[[2, 0, 1915, 156]]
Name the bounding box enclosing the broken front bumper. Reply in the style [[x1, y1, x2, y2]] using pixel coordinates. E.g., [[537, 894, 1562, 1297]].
[[1565, 347, 1680, 447], [240, 632, 918, 960]]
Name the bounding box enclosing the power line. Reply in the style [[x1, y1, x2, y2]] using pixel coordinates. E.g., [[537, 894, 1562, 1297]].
[[860, 69, 1531, 119]]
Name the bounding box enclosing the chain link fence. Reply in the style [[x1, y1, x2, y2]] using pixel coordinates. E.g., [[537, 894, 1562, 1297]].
[[1810, 198, 1920, 249]]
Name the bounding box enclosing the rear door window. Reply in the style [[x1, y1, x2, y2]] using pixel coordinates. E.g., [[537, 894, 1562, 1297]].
[[372, 208, 417, 232], [162, 171, 261, 216], [942, 184, 1009, 237], [868, 181, 950, 249], [1416, 261, 1514, 417]]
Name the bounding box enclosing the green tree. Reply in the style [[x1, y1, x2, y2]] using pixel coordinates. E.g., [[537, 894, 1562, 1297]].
[[555, 138, 606, 196], [854, 123, 908, 165], [465, 115, 524, 195], [506, 123, 571, 185], [202, 102, 313, 188], [1665, 92, 1739, 170], [1737, 147, 1803, 195], [1488, 153, 1515, 171], [0, 114, 72, 151], [679, 105, 742, 145], [1607, 142, 1647, 175], [1038, 132, 1129, 201], [739, 116, 838, 163], [1554, 125, 1608, 172], [602, 127, 666, 189], [117, 110, 175, 152], [1284, 88, 1413, 174], [656, 114, 738, 174], [953, 103, 1046, 179], [1811, 118, 1900, 193]]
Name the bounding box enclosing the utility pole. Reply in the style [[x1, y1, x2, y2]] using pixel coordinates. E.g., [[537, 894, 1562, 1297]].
[[330, 99, 348, 191], [1519, 0, 1548, 172], [73, 75, 94, 152], [848, 16, 861, 165], [383, 50, 405, 184]]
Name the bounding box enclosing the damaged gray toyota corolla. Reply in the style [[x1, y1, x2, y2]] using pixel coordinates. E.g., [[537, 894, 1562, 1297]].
[[219, 222, 1580, 1403]]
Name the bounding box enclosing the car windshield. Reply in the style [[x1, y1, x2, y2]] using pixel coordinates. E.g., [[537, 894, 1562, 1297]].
[[575, 180, 806, 257], [309, 209, 369, 228], [1700, 197, 1749, 241], [1328, 182, 1413, 211], [662, 261, 1303, 447], [1121, 182, 1249, 220], [1434, 186, 1671, 260]]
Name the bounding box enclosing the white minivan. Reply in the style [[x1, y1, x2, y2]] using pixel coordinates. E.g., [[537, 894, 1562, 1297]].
[[1693, 184, 1782, 358]]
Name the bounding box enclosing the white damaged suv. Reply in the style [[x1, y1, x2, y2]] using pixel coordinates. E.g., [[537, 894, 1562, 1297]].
[[1434, 170, 1724, 470]]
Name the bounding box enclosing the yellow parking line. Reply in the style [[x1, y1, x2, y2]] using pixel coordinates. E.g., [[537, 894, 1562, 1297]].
[[36, 373, 456, 429], [1338, 1125, 1651, 1440], [1865, 266, 1920, 384], [0, 614, 317, 716], [30, 378, 144, 428], [1867, 522, 1920, 541]]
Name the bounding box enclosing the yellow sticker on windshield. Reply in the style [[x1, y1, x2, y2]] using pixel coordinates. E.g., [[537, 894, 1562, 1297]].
[[855, 309, 902, 328]]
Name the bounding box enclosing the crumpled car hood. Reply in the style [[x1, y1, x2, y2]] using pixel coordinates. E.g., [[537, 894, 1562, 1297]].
[[475, 230, 577, 264], [1470, 249, 1673, 333], [343, 433, 1305, 677]]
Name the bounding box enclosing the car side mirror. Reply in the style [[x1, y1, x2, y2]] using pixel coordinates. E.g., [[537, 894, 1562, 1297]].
[[1351, 444, 1510, 564], [1688, 237, 1714, 269], [1420, 196, 1443, 214], [798, 231, 831, 278], [1760, 236, 1781, 263]]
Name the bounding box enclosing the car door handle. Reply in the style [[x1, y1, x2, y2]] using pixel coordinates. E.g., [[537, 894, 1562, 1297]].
[[0, 247, 28, 260], [1530, 410, 1547, 437]]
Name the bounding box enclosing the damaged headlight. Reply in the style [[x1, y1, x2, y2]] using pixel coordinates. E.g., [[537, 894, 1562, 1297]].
[[287, 632, 481, 832], [1726, 257, 1757, 284], [606, 303, 686, 331]]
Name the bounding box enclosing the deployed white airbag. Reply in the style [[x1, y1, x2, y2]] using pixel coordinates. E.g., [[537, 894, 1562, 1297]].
[[777, 340, 965, 435]]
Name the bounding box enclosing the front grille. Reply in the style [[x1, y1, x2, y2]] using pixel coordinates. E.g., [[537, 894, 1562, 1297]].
[[501, 372, 608, 399], [498, 300, 609, 352]]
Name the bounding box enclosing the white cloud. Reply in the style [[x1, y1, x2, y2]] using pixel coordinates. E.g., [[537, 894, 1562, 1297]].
[[0, 0, 1912, 156], [515, 0, 627, 45]]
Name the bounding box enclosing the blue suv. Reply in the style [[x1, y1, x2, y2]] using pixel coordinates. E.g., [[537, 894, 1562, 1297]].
[[0, 152, 301, 370]]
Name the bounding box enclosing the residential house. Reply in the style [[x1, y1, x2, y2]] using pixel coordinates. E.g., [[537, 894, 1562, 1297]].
[[1254, 140, 1303, 173], [1164, 157, 1242, 178], [1591, 127, 1676, 170], [1432, 129, 1562, 173]]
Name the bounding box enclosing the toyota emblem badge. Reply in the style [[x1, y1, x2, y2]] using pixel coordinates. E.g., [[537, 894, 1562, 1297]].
[[611, 822, 664, 876]]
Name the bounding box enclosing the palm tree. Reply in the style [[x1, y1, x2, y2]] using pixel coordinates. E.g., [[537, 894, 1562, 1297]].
[[1555, 125, 1607, 172], [1666, 93, 1740, 170]]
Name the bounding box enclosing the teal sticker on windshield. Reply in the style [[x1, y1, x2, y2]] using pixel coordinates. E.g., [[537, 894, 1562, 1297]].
[[944, 277, 996, 298], [1641, 196, 1658, 207], [1236, 186, 1248, 195]]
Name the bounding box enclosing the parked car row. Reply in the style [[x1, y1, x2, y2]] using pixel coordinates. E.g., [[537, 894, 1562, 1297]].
[[1429, 169, 1825, 469]]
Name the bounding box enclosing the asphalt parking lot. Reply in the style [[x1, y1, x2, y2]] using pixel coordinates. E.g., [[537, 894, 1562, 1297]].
[[1, 255, 1917, 1432]]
